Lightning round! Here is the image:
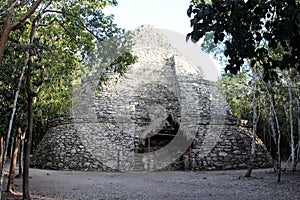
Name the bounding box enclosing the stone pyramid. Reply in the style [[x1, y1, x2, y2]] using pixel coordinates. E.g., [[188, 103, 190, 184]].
[[32, 25, 272, 171]]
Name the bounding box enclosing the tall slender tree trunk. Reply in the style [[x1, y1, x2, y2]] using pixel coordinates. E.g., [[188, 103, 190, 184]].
[[6, 138, 12, 159], [245, 69, 258, 177], [294, 91, 300, 170], [287, 75, 295, 172], [269, 111, 277, 159], [23, 17, 39, 200], [17, 136, 24, 178], [257, 68, 282, 182], [269, 86, 282, 182], [277, 136, 281, 182], [0, 137, 3, 173], [6, 135, 19, 194], [23, 85, 33, 200]]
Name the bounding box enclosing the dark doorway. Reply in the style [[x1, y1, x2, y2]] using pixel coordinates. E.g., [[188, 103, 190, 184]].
[[144, 114, 179, 152]]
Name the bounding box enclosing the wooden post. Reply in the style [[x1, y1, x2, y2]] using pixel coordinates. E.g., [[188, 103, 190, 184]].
[[148, 137, 150, 171], [189, 145, 192, 170], [117, 148, 120, 171]]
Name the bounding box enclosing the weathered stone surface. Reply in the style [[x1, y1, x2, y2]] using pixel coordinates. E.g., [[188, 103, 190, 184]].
[[31, 26, 272, 171]]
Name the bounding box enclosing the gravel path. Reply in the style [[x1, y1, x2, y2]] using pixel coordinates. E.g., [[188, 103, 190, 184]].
[[2, 167, 300, 200]]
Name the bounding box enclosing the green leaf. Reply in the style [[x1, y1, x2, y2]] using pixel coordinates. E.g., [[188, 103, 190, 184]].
[[187, 5, 193, 18]]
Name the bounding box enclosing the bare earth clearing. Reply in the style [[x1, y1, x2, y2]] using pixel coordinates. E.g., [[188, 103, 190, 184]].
[[2, 167, 300, 200]]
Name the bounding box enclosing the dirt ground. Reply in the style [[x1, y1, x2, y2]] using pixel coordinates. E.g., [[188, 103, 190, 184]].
[[2, 167, 300, 200]]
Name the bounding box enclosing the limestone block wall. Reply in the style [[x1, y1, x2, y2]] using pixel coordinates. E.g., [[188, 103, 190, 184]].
[[32, 117, 272, 171], [32, 119, 112, 171], [191, 124, 272, 170]]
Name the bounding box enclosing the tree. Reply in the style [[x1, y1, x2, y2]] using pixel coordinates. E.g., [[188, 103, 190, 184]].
[[0, 25, 29, 199], [245, 69, 258, 177], [188, 0, 300, 182], [0, 0, 43, 64], [0, 0, 136, 199], [284, 70, 295, 171], [297, 88, 300, 169], [22, 17, 39, 199], [216, 71, 253, 120], [187, 0, 300, 77]]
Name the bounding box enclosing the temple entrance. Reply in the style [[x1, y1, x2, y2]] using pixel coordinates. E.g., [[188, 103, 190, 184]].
[[137, 114, 185, 170], [144, 114, 179, 152]]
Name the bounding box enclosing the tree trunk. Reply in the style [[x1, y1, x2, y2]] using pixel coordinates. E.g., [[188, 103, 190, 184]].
[[277, 129, 282, 182], [269, 91, 282, 182], [287, 76, 295, 172], [294, 90, 300, 170], [23, 49, 35, 199], [23, 98, 32, 199], [6, 135, 19, 194], [270, 87, 281, 182], [0, 8, 12, 64], [257, 68, 282, 182], [6, 138, 12, 159], [23, 71, 33, 200], [245, 69, 258, 177], [17, 137, 24, 178], [0, 137, 3, 173], [22, 17, 39, 199]]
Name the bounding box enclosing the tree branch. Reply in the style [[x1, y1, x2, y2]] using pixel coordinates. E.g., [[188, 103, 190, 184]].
[[43, 9, 77, 17], [54, 18, 86, 46], [21, 0, 32, 6], [0, 0, 19, 17], [44, 9, 103, 40], [11, 0, 42, 30]]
